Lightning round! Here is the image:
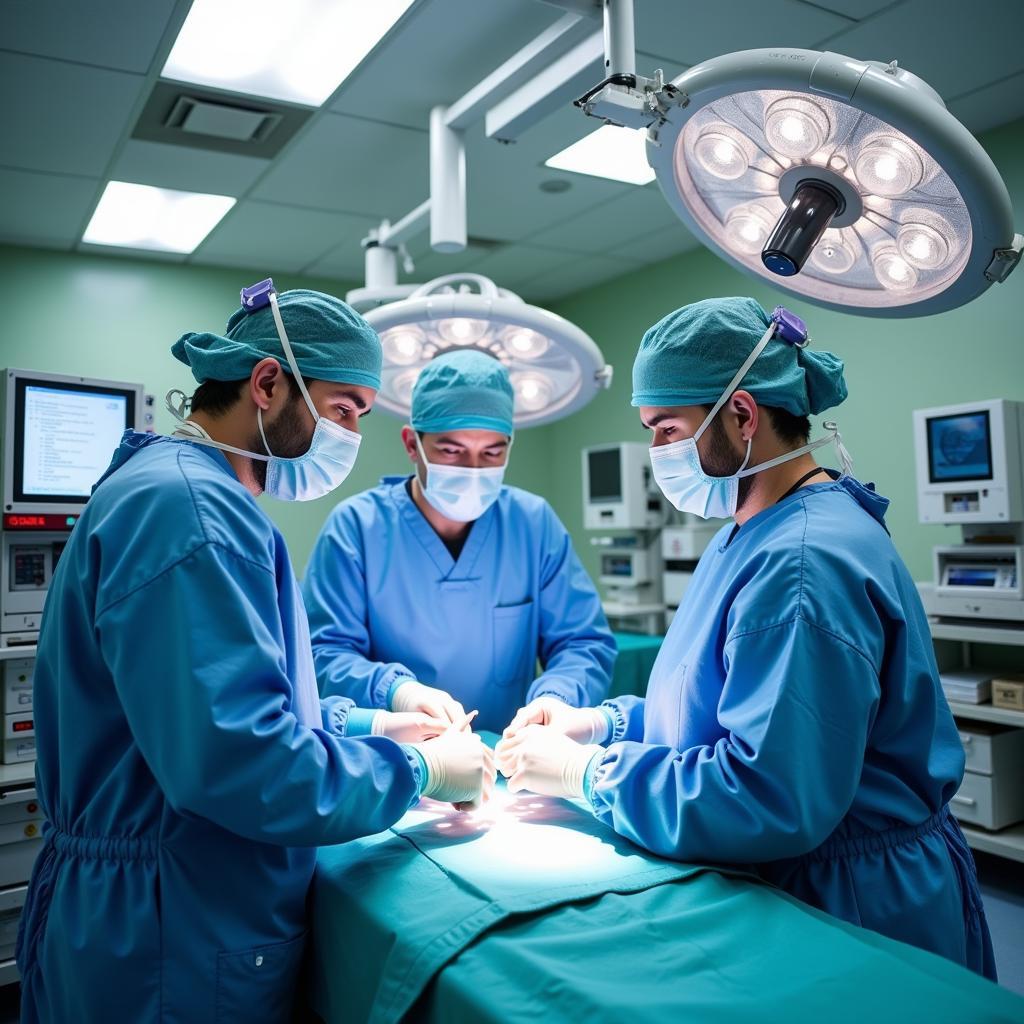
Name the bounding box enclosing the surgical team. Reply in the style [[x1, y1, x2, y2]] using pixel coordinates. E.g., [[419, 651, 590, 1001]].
[[16, 285, 994, 1022]]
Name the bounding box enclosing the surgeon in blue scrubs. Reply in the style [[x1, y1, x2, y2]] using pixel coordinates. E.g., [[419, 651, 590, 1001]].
[[18, 284, 492, 1024], [303, 349, 615, 735], [498, 297, 995, 978]]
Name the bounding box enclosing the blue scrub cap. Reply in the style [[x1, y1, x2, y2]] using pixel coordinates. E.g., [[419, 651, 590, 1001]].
[[172, 288, 382, 390], [411, 349, 514, 436], [631, 296, 847, 417]]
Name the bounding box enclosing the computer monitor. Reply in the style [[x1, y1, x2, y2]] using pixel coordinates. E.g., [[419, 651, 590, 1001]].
[[2, 369, 144, 517], [913, 399, 1024, 525], [582, 442, 665, 530]]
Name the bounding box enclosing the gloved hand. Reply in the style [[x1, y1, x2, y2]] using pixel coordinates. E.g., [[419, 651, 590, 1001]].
[[370, 711, 448, 743], [495, 725, 603, 800], [412, 728, 496, 808], [391, 680, 466, 726], [503, 696, 611, 745]]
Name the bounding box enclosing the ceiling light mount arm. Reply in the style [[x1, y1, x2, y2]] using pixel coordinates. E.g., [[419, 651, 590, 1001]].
[[360, 101, 467, 294], [573, 0, 683, 131]]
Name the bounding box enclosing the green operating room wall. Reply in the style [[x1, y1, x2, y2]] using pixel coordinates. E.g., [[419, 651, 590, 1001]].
[[545, 117, 1024, 586], [0, 246, 551, 573]]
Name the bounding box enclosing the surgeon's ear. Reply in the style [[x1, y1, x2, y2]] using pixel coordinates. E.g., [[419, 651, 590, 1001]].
[[250, 358, 284, 410], [400, 425, 419, 463], [730, 390, 759, 442]]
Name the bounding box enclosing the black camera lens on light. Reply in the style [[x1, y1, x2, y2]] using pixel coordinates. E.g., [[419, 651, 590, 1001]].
[[761, 181, 845, 277]]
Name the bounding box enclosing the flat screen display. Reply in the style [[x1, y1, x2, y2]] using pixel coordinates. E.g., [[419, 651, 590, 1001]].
[[588, 448, 622, 502], [13, 378, 135, 504], [926, 411, 993, 484]]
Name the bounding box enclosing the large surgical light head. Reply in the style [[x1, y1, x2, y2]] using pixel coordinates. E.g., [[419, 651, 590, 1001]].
[[640, 49, 1021, 316], [362, 273, 612, 428]]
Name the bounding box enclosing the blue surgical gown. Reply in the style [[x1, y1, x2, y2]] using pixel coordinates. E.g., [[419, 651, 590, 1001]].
[[303, 477, 615, 733], [587, 475, 995, 977], [17, 432, 422, 1024]]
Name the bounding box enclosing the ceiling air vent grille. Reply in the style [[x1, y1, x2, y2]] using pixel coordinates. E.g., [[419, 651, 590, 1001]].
[[133, 81, 313, 158], [165, 96, 282, 143]]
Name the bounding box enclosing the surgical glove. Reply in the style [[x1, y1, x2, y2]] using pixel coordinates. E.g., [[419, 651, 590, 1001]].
[[496, 725, 603, 800], [503, 696, 611, 745], [391, 680, 466, 726], [371, 711, 448, 743], [412, 729, 496, 808]]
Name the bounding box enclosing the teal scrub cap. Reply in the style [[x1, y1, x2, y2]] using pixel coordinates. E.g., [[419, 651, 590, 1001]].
[[631, 296, 847, 417], [172, 288, 382, 390], [411, 349, 514, 435]]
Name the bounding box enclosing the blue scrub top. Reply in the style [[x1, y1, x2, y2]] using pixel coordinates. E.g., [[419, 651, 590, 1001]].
[[18, 432, 422, 1024], [303, 477, 615, 733], [588, 475, 995, 977]]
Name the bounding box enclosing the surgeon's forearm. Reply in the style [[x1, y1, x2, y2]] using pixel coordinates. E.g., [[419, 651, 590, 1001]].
[[313, 646, 414, 709], [532, 640, 615, 706]]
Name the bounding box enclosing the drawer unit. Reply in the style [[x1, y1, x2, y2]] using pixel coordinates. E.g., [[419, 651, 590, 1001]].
[[951, 766, 1024, 830], [952, 721, 1024, 830], [954, 720, 1024, 777]]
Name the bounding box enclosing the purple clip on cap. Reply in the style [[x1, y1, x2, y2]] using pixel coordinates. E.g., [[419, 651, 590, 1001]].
[[771, 305, 809, 347], [240, 278, 275, 313]]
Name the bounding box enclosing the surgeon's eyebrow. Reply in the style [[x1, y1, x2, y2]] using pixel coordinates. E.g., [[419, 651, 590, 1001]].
[[641, 413, 674, 430], [327, 387, 370, 414]]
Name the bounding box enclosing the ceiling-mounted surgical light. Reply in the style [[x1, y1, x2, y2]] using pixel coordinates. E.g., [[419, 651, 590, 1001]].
[[361, 274, 612, 428], [639, 48, 1021, 316]]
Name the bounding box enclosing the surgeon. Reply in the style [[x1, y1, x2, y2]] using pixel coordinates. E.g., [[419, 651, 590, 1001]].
[[497, 296, 995, 978], [18, 281, 493, 1024], [303, 348, 615, 735]]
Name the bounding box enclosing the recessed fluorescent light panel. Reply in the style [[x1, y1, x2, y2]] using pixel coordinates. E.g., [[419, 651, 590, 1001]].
[[545, 125, 656, 186], [162, 0, 416, 107], [82, 182, 236, 254]]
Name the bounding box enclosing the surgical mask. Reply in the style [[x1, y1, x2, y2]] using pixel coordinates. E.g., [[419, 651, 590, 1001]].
[[415, 434, 508, 522], [649, 315, 853, 520], [167, 291, 361, 502]]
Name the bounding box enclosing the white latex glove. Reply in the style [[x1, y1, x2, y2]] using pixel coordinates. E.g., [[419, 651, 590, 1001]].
[[502, 696, 610, 745], [370, 711, 448, 743], [495, 725, 603, 800], [391, 680, 466, 726], [412, 727, 496, 808]]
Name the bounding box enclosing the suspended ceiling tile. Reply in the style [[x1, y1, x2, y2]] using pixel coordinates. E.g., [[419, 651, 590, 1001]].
[[817, 0, 1024, 100], [615, 222, 701, 264], [192, 200, 377, 275], [2, 0, 179, 74], [633, 0, 850, 65], [517, 253, 631, 302], [0, 52, 144, 176], [303, 240, 376, 283], [948, 72, 1024, 136], [524, 185, 680, 253], [0, 167, 98, 248], [252, 113, 427, 217], [463, 110, 634, 243], [111, 140, 270, 197], [796, 0, 891, 18], [470, 243, 587, 291], [330, 0, 567, 128]]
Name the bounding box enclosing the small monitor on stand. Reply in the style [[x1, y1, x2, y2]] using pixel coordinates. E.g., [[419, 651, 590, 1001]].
[[913, 400, 1024, 623]]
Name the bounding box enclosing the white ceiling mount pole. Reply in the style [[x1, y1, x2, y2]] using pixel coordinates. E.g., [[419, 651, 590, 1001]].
[[364, 226, 398, 290], [430, 106, 467, 255], [603, 0, 635, 78]]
